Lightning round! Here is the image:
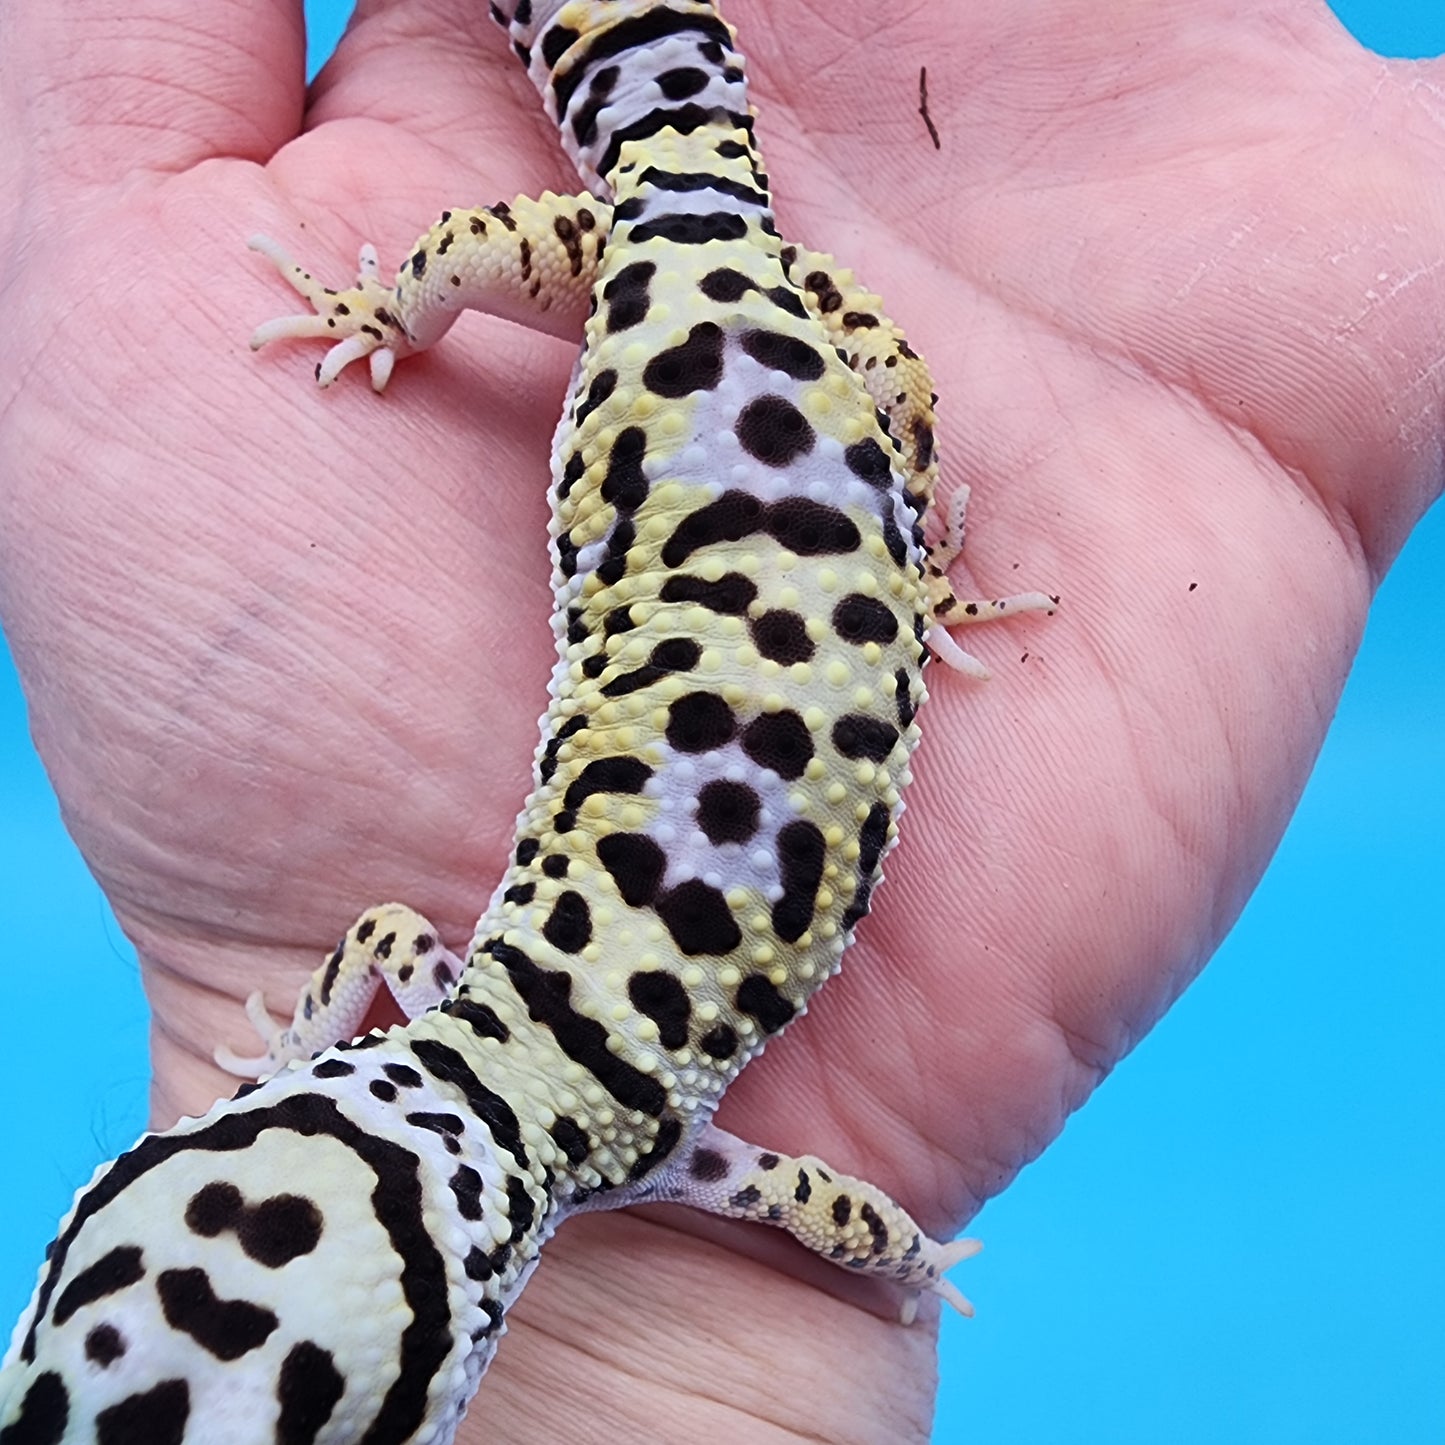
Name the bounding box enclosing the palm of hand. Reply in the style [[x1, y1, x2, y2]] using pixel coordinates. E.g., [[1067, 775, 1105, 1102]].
[[1, 1, 1440, 1439]]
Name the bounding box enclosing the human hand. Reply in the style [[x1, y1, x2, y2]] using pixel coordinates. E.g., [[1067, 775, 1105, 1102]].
[[1, 2, 1440, 1440]]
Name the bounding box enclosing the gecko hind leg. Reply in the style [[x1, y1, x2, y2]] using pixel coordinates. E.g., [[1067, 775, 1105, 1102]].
[[658, 1124, 980, 1322], [214, 902, 464, 1078]]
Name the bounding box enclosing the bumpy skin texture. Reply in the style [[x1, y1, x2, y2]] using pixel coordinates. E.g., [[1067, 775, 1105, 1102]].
[[1, 2, 1443, 1442]]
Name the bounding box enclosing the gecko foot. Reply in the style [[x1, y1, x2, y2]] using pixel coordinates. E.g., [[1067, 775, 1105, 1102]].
[[248, 235, 412, 390]]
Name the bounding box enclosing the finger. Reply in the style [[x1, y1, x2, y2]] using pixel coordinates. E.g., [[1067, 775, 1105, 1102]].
[[3, 1, 308, 198]]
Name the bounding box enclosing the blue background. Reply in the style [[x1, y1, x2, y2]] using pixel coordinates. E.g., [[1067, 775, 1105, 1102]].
[[1, 3, 1440, 1439]]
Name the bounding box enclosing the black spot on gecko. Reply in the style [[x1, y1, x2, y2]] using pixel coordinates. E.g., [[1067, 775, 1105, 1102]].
[[541, 23, 578, 69], [655, 66, 710, 100], [860, 1201, 890, 1254], [406, 1111, 464, 1139], [156, 1268, 277, 1360], [698, 266, 755, 302], [504, 881, 537, 905], [569, 63, 619, 148], [768, 497, 861, 554], [662, 491, 859, 568], [666, 690, 737, 752], [276, 1340, 345, 1445], [832, 713, 900, 762], [516, 838, 540, 867], [911, 418, 935, 471], [601, 637, 701, 696], [554, 213, 585, 275], [736, 974, 795, 1033], [695, 779, 761, 844], [603, 259, 656, 332], [637, 167, 768, 208], [832, 1194, 852, 1226], [85, 1324, 126, 1367], [740, 710, 813, 779], [735, 394, 814, 467], [486, 200, 517, 232], [730, 1185, 762, 1209], [739, 329, 825, 381], [96, 1380, 190, 1445], [462, 1244, 498, 1283], [543, 890, 593, 954], [574, 368, 617, 428], [563, 756, 653, 810], [844, 436, 893, 489], [602, 426, 650, 512], [550, 1116, 591, 1165], [803, 268, 843, 312], [656, 879, 741, 955], [442, 997, 511, 1043], [449, 1166, 485, 1221], [833, 594, 899, 644], [643, 321, 724, 397], [771, 820, 826, 943], [595, 515, 635, 587], [660, 571, 757, 614], [476, 1299, 505, 1338], [184, 1183, 323, 1269], [52, 1246, 145, 1327], [757, 1152, 780, 1170], [795, 1169, 812, 1204], [895, 667, 917, 728], [749, 608, 814, 664], [698, 1022, 739, 1060], [383, 1064, 422, 1089], [3, 1371, 70, 1444], [627, 211, 749, 246], [842, 802, 892, 929], [542, 852, 570, 877], [627, 970, 692, 1049], [689, 1147, 729, 1181], [765, 285, 809, 318], [506, 1175, 536, 1242], [627, 1115, 683, 1182], [597, 832, 666, 907], [882, 511, 908, 566], [319, 946, 343, 1006]]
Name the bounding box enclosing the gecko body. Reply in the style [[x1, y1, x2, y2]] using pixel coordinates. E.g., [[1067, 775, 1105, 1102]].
[[0, 4, 1054, 1441]]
